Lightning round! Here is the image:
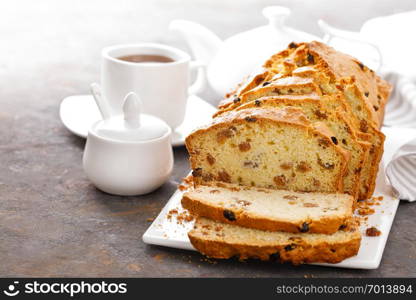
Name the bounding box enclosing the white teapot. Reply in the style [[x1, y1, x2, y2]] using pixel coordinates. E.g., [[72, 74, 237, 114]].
[[170, 6, 321, 98]]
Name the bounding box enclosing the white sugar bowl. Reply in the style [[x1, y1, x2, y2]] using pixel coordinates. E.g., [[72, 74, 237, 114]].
[[83, 92, 173, 196]]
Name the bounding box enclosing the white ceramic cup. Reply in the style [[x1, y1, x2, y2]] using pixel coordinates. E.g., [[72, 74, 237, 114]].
[[101, 43, 205, 129], [82, 120, 173, 196]]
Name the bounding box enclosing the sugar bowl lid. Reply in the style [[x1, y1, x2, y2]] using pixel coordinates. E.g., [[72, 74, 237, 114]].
[[94, 92, 170, 142]]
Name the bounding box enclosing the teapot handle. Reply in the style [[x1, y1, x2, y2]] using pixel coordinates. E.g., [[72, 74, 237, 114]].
[[189, 60, 206, 95], [318, 20, 383, 71]]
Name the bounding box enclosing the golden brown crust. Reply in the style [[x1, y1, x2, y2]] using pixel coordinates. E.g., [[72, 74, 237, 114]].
[[263, 41, 391, 130], [223, 76, 322, 114], [218, 70, 272, 109], [214, 93, 323, 118], [306, 41, 391, 128], [376, 76, 392, 124], [189, 218, 361, 265], [358, 128, 385, 199], [210, 107, 312, 128], [189, 235, 361, 264], [182, 194, 351, 235]]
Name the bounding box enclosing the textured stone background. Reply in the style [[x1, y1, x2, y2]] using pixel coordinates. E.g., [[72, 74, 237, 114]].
[[0, 0, 415, 277]]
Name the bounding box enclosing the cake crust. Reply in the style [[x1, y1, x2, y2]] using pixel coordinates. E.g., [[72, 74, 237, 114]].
[[189, 217, 361, 265]]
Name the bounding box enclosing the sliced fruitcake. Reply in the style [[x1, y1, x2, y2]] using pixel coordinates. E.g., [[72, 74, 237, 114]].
[[186, 107, 350, 193], [182, 183, 354, 234]]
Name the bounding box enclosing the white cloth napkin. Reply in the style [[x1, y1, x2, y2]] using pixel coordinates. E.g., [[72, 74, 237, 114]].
[[386, 138, 416, 201], [381, 69, 416, 201]]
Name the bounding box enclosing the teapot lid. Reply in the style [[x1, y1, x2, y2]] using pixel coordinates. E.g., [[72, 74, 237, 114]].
[[94, 92, 169, 142]]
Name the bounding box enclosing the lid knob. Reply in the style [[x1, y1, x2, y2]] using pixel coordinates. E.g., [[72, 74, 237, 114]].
[[262, 6, 291, 29], [123, 92, 142, 129]]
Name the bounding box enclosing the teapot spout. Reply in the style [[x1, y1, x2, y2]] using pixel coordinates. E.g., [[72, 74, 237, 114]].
[[169, 20, 223, 64]]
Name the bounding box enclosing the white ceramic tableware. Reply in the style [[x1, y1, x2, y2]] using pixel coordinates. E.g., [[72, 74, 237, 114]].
[[318, 20, 383, 72], [83, 93, 173, 196], [320, 11, 416, 80], [59, 94, 217, 146], [170, 6, 320, 98], [90, 82, 112, 119], [101, 43, 205, 129]]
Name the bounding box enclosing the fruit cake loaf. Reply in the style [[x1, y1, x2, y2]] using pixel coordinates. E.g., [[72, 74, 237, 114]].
[[186, 107, 350, 193], [221, 41, 391, 126], [182, 183, 354, 234], [263, 43, 389, 199], [216, 42, 391, 199], [222, 44, 389, 130], [263, 41, 391, 127], [306, 41, 390, 127], [217, 46, 317, 111], [189, 217, 361, 264], [231, 95, 370, 199]]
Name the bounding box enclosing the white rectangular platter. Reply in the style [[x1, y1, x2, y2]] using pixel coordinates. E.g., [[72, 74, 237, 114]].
[[143, 127, 416, 269]]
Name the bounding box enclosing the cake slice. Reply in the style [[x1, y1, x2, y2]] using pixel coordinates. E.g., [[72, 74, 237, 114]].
[[186, 107, 350, 194], [216, 77, 379, 200], [340, 78, 386, 199], [182, 183, 354, 234], [264, 42, 390, 199], [189, 217, 361, 264], [231, 95, 370, 199], [222, 41, 391, 128], [263, 41, 390, 127], [216, 75, 322, 115]]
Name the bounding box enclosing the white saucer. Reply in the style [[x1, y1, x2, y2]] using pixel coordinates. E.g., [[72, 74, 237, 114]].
[[59, 94, 217, 146]]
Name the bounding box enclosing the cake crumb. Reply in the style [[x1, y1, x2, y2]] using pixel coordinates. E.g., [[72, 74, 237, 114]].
[[153, 253, 166, 262], [127, 263, 142, 272], [178, 175, 194, 191], [200, 257, 218, 264], [178, 184, 187, 191], [356, 196, 379, 216], [366, 226, 381, 237], [358, 207, 375, 216], [176, 210, 194, 224], [167, 209, 178, 220]]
